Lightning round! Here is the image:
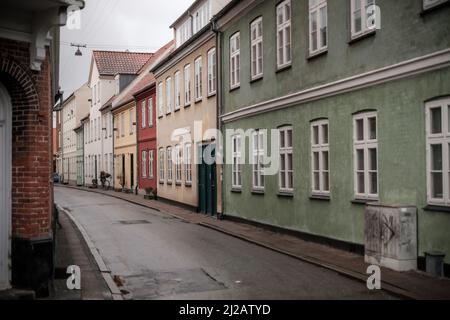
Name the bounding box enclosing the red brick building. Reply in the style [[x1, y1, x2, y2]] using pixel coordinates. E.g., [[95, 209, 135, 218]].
[[0, 0, 84, 296]]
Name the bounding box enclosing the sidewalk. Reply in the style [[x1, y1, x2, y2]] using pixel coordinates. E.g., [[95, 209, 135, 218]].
[[57, 184, 450, 300]]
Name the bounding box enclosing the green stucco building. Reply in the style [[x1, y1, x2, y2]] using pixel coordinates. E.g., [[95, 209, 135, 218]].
[[214, 0, 450, 270]]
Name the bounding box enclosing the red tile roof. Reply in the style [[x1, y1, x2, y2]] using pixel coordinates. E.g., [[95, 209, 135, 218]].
[[93, 51, 154, 76]]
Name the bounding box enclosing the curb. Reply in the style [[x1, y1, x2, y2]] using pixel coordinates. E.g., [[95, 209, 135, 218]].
[[57, 185, 417, 300], [56, 204, 123, 300]]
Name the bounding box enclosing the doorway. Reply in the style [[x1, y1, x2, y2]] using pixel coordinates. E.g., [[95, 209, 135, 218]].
[[0, 82, 12, 290], [130, 153, 134, 190], [198, 144, 217, 216]]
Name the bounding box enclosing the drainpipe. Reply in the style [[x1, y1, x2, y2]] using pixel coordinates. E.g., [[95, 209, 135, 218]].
[[112, 109, 115, 191], [212, 20, 224, 220]]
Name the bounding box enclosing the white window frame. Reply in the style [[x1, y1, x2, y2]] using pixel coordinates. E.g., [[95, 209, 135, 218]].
[[252, 130, 265, 191], [232, 134, 242, 189], [309, 0, 328, 55], [185, 143, 192, 184], [250, 17, 264, 80], [159, 148, 165, 183], [166, 77, 172, 114], [148, 97, 153, 127], [276, 0, 292, 69], [129, 108, 134, 135], [207, 48, 216, 96], [426, 98, 450, 205], [175, 144, 182, 184], [351, 0, 376, 39], [184, 64, 191, 106], [141, 100, 146, 128], [142, 150, 147, 178], [167, 146, 173, 183], [353, 112, 378, 199], [230, 32, 241, 89], [279, 126, 293, 193], [158, 82, 164, 116], [311, 119, 330, 196], [174, 71, 181, 110], [194, 57, 203, 101], [149, 150, 154, 179]]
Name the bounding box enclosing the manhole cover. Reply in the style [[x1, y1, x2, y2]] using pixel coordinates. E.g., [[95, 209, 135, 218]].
[[116, 220, 151, 225]]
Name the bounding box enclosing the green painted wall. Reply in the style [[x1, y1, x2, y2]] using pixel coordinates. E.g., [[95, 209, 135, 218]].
[[223, 68, 450, 262]]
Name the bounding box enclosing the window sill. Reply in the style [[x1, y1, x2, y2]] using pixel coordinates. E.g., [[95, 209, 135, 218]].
[[423, 205, 450, 213], [185, 182, 192, 187], [276, 64, 292, 73], [184, 103, 191, 108], [207, 92, 216, 99], [159, 181, 164, 185], [175, 181, 182, 186], [194, 98, 202, 104], [278, 191, 294, 198], [231, 188, 242, 193], [351, 198, 379, 205], [229, 85, 240, 93], [348, 30, 376, 45], [310, 194, 330, 201], [420, 2, 450, 16], [307, 49, 328, 61], [250, 75, 263, 84], [174, 108, 181, 113], [167, 181, 173, 186], [251, 189, 265, 195]]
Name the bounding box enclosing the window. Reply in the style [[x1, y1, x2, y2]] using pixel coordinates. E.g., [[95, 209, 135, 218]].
[[353, 112, 378, 199], [176, 19, 192, 47], [194, 57, 202, 101], [142, 150, 147, 178], [149, 150, 154, 179], [423, 0, 448, 10], [193, 1, 211, 34], [184, 64, 191, 106], [167, 146, 173, 183], [175, 145, 182, 184], [148, 97, 153, 127], [109, 114, 112, 137], [230, 33, 240, 89], [351, 0, 376, 38], [279, 126, 293, 192], [426, 98, 450, 205], [232, 135, 242, 189], [98, 116, 101, 140], [158, 82, 164, 116], [129, 108, 134, 135], [166, 77, 172, 114], [185, 143, 192, 184], [250, 17, 263, 79], [97, 82, 100, 103], [311, 120, 330, 195], [174, 71, 181, 110], [159, 148, 165, 183], [207, 48, 216, 96], [276, 0, 292, 68], [141, 100, 146, 128], [252, 130, 265, 190], [309, 0, 327, 54]]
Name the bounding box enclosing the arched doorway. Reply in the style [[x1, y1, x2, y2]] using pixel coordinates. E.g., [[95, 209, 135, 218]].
[[0, 81, 12, 290]]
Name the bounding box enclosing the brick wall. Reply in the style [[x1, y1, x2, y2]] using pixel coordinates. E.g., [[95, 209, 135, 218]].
[[0, 38, 53, 240]]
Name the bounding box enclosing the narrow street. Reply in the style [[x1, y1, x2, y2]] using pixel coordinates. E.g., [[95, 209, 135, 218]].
[[55, 187, 396, 300]]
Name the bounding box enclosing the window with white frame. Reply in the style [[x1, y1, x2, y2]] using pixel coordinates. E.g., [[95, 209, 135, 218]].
[[193, 1, 211, 34], [159, 148, 165, 182], [175, 145, 182, 183], [185, 143, 192, 184], [311, 120, 330, 195], [232, 135, 242, 189], [207, 48, 216, 96], [129, 108, 134, 135], [194, 57, 202, 101], [426, 98, 450, 205], [252, 130, 265, 190], [251, 17, 263, 79], [148, 97, 153, 127], [276, 0, 292, 68], [141, 100, 146, 128], [174, 71, 181, 110], [167, 146, 173, 183], [230, 32, 240, 89], [166, 77, 172, 114], [309, 0, 327, 54], [279, 126, 293, 192], [149, 150, 154, 179], [353, 112, 378, 199], [120, 113, 125, 137], [423, 0, 449, 10], [158, 82, 164, 116], [351, 0, 376, 38], [184, 64, 191, 106], [142, 150, 147, 178]]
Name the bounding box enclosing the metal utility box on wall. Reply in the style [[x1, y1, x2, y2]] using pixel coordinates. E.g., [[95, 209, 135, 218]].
[[365, 204, 417, 272]]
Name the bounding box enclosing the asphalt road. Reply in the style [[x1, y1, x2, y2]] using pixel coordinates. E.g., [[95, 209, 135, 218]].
[[55, 187, 397, 300]]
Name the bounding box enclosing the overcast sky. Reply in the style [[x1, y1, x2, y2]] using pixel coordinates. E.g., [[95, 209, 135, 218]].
[[60, 0, 193, 97]]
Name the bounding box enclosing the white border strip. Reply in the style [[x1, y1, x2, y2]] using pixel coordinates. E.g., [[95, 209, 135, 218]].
[[56, 204, 123, 300], [221, 49, 450, 123]]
